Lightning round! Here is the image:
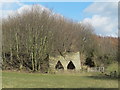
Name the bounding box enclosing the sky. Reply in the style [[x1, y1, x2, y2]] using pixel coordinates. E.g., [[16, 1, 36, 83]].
[[1, 1, 118, 37]]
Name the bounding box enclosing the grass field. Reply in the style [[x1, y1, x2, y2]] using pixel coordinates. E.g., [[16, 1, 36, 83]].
[[2, 71, 118, 88]]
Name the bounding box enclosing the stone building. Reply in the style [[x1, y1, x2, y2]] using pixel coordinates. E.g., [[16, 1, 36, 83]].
[[49, 52, 81, 72]]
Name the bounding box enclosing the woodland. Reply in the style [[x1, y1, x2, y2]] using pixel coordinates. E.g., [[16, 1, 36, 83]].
[[2, 5, 118, 73]]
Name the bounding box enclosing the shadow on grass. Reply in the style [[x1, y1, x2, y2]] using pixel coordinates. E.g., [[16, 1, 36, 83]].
[[85, 75, 118, 80]]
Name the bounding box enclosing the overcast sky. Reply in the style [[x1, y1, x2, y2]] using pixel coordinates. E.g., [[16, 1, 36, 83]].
[[1, 1, 118, 37]]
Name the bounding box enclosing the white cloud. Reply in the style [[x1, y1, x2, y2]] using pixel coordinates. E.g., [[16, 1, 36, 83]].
[[17, 4, 50, 14], [0, 1, 24, 18], [1, 1, 50, 18], [1, 1, 24, 8], [82, 2, 118, 37], [84, 2, 118, 16], [0, 10, 14, 18], [1, 4, 51, 18], [83, 15, 117, 36], [17, 5, 32, 13]]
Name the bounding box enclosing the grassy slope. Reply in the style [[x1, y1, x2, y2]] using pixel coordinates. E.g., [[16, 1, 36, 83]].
[[2, 71, 118, 88], [106, 62, 118, 72]]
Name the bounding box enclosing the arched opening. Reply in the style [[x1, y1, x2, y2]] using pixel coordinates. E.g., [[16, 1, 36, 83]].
[[84, 57, 95, 67], [67, 61, 75, 70], [55, 61, 64, 70]]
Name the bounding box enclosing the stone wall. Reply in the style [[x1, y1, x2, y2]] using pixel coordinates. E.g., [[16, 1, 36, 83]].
[[49, 52, 81, 72]]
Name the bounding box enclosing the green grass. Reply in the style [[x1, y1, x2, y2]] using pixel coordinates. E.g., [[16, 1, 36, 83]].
[[106, 62, 118, 72], [2, 71, 118, 88]]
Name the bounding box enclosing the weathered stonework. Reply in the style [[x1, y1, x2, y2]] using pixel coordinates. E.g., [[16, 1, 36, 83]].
[[49, 52, 81, 72]]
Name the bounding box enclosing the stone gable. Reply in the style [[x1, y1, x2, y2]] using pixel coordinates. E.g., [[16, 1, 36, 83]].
[[49, 52, 81, 72]]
